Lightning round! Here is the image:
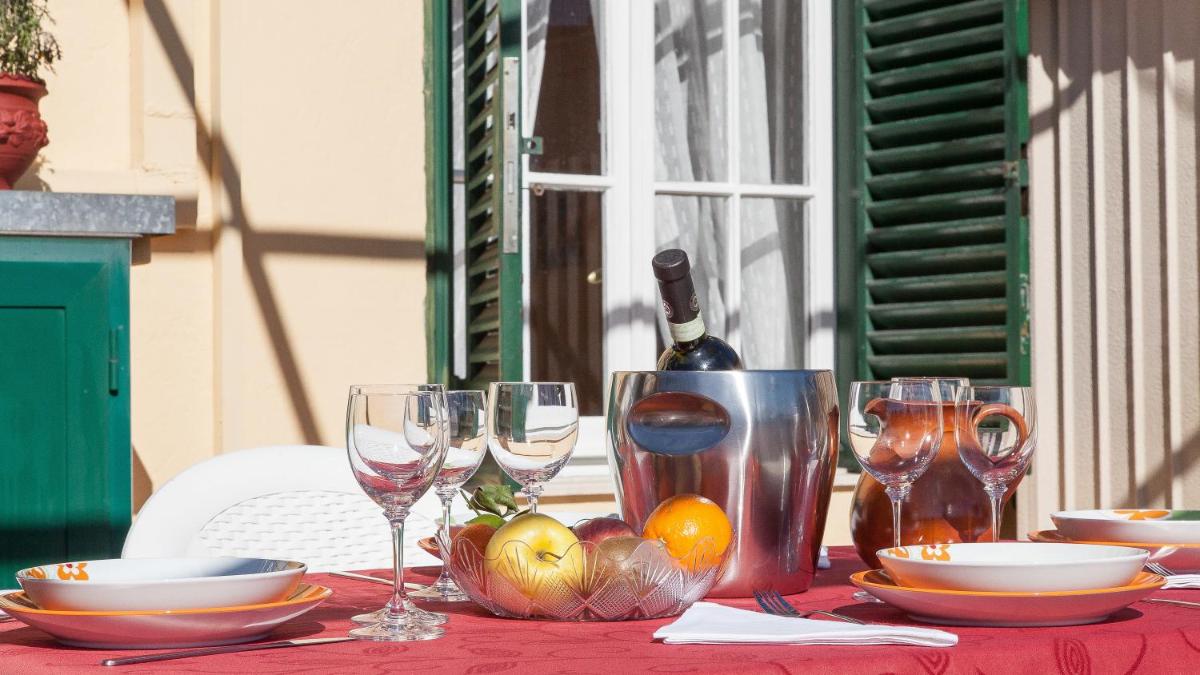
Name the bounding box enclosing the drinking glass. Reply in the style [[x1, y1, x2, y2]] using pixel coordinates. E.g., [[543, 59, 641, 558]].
[[487, 382, 578, 513], [846, 379, 943, 549], [348, 384, 449, 627], [346, 388, 448, 641], [954, 385, 1037, 542], [410, 390, 488, 602]]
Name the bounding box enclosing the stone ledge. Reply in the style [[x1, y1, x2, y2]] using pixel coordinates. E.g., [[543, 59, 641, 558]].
[[0, 191, 174, 238]]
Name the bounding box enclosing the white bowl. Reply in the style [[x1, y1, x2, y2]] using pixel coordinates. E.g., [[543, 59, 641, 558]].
[[877, 542, 1147, 592], [1051, 509, 1200, 545], [16, 557, 305, 611]]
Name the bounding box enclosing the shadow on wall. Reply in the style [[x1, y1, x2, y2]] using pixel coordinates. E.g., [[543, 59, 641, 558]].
[[26, 2, 427, 452], [1137, 429, 1200, 506]]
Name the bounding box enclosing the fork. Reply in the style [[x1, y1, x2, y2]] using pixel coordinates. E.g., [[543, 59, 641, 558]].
[[1145, 562, 1175, 577], [753, 590, 865, 625]]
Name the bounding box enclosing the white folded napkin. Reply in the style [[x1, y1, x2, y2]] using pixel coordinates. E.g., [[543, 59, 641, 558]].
[[654, 602, 957, 647], [818, 546, 831, 570], [1163, 574, 1200, 590]]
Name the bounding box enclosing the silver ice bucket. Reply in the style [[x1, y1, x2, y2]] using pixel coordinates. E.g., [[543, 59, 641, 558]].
[[606, 370, 839, 597]]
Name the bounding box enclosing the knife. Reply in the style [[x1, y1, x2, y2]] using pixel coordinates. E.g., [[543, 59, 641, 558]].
[[330, 570, 424, 589], [101, 636, 354, 667]]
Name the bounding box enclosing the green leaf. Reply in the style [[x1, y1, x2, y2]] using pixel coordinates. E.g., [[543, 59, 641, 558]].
[[465, 514, 506, 529], [463, 484, 519, 518]]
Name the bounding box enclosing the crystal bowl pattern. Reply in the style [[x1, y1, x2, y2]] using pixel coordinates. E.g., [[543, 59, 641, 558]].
[[436, 532, 729, 621]]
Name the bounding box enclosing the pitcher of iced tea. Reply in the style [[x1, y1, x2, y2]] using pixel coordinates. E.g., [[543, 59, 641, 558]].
[[848, 378, 1022, 567]]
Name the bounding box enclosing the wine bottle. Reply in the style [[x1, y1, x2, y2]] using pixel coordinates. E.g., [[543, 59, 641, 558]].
[[652, 249, 743, 371]]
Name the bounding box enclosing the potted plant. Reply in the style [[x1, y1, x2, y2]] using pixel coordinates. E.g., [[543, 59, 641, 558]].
[[0, 0, 60, 189]]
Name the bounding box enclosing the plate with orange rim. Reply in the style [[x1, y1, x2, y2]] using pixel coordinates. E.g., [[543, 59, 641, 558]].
[[849, 570, 1164, 627], [0, 583, 331, 649], [1031, 529, 1200, 573]]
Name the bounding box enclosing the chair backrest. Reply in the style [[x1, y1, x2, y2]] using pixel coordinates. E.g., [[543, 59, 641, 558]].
[[122, 445, 446, 571]]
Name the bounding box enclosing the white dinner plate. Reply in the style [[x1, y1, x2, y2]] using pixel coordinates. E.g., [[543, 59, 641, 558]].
[[851, 570, 1163, 627], [1030, 529, 1200, 573], [0, 583, 330, 649]]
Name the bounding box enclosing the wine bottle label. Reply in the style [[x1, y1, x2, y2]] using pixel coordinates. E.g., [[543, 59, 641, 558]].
[[668, 312, 706, 343]]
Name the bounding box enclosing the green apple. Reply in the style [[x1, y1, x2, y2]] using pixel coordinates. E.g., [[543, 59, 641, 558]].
[[484, 513, 584, 595]]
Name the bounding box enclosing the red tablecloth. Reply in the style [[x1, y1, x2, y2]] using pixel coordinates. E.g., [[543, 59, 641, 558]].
[[3, 547, 1200, 673]]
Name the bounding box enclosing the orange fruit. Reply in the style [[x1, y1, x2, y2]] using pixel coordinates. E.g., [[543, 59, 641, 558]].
[[641, 494, 733, 571], [450, 522, 497, 569]]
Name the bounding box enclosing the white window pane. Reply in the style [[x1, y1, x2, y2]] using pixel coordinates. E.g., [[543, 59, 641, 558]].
[[655, 0, 728, 182], [739, 0, 805, 184], [740, 198, 806, 368], [526, 0, 605, 175], [655, 195, 730, 346]]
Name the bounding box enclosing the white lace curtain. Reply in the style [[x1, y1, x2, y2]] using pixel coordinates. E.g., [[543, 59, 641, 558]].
[[654, 0, 806, 369], [525, 0, 806, 369]]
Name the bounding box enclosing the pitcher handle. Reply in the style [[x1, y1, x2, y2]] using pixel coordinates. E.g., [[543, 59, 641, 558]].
[[969, 403, 1030, 449]]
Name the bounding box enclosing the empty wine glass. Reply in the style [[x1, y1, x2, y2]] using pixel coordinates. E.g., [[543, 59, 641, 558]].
[[955, 385, 1037, 542], [846, 379, 943, 549], [410, 390, 488, 602], [487, 382, 578, 513], [346, 388, 448, 641], [348, 383, 449, 627]]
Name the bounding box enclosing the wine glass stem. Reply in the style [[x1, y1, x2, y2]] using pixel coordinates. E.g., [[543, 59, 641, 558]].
[[435, 490, 456, 589], [387, 511, 408, 623], [884, 483, 911, 549], [985, 485, 1004, 542], [525, 482, 543, 514]]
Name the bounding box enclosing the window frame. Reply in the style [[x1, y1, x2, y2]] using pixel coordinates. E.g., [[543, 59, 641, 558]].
[[519, 0, 836, 489], [426, 0, 837, 493]]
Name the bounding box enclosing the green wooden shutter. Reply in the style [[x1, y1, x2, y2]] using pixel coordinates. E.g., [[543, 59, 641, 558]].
[[461, 0, 524, 389], [836, 0, 1030, 392]]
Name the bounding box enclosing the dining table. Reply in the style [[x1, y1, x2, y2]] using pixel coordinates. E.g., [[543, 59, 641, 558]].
[[2, 546, 1198, 673]]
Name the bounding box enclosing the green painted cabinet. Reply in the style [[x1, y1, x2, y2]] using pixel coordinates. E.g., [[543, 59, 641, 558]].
[[0, 237, 131, 584]]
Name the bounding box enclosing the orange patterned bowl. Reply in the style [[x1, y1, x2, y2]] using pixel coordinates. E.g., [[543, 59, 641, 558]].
[[877, 542, 1147, 593], [16, 557, 305, 612], [437, 532, 730, 621]]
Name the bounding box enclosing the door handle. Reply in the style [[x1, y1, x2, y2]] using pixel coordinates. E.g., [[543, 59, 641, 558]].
[[586, 269, 603, 285]]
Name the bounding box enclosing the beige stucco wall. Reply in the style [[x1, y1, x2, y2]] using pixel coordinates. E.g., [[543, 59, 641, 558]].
[[20, 0, 429, 509], [1023, 0, 1200, 534]]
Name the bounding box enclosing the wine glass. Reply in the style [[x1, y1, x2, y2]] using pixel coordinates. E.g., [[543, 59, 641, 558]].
[[954, 385, 1037, 542], [410, 390, 488, 602], [487, 382, 578, 513], [346, 388, 448, 641], [347, 384, 449, 626], [846, 379, 943, 549]]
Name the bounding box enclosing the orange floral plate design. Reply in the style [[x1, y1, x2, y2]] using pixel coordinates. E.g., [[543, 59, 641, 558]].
[[0, 583, 331, 649], [851, 570, 1164, 627]]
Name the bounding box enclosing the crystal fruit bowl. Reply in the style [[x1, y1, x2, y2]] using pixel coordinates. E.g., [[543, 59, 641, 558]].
[[437, 530, 729, 621]]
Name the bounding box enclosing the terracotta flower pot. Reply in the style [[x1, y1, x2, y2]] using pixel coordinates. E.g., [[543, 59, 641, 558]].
[[0, 75, 49, 189]]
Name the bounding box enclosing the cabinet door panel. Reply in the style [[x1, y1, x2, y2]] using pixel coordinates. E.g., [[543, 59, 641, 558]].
[[0, 238, 130, 583], [0, 308, 69, 570]]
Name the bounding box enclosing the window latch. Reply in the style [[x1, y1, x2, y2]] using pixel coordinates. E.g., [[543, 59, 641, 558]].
[[521, 137, 543, 155]]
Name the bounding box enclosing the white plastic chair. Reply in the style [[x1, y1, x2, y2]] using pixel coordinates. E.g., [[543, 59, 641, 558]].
[[122, 445, 456, 572]]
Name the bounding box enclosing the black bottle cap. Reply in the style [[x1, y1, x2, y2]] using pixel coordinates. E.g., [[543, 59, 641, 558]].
[[652, 249, 690, 282]]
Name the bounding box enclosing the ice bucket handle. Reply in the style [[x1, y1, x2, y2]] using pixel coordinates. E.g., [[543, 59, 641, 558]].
[[625, 391, 731, 457]]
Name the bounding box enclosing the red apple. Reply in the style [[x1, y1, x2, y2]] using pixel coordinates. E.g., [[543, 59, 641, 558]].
[[572, 517, 636, 545]]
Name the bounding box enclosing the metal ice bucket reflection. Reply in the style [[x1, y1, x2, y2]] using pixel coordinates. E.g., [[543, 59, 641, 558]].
[[607, 370, 839, 598]]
